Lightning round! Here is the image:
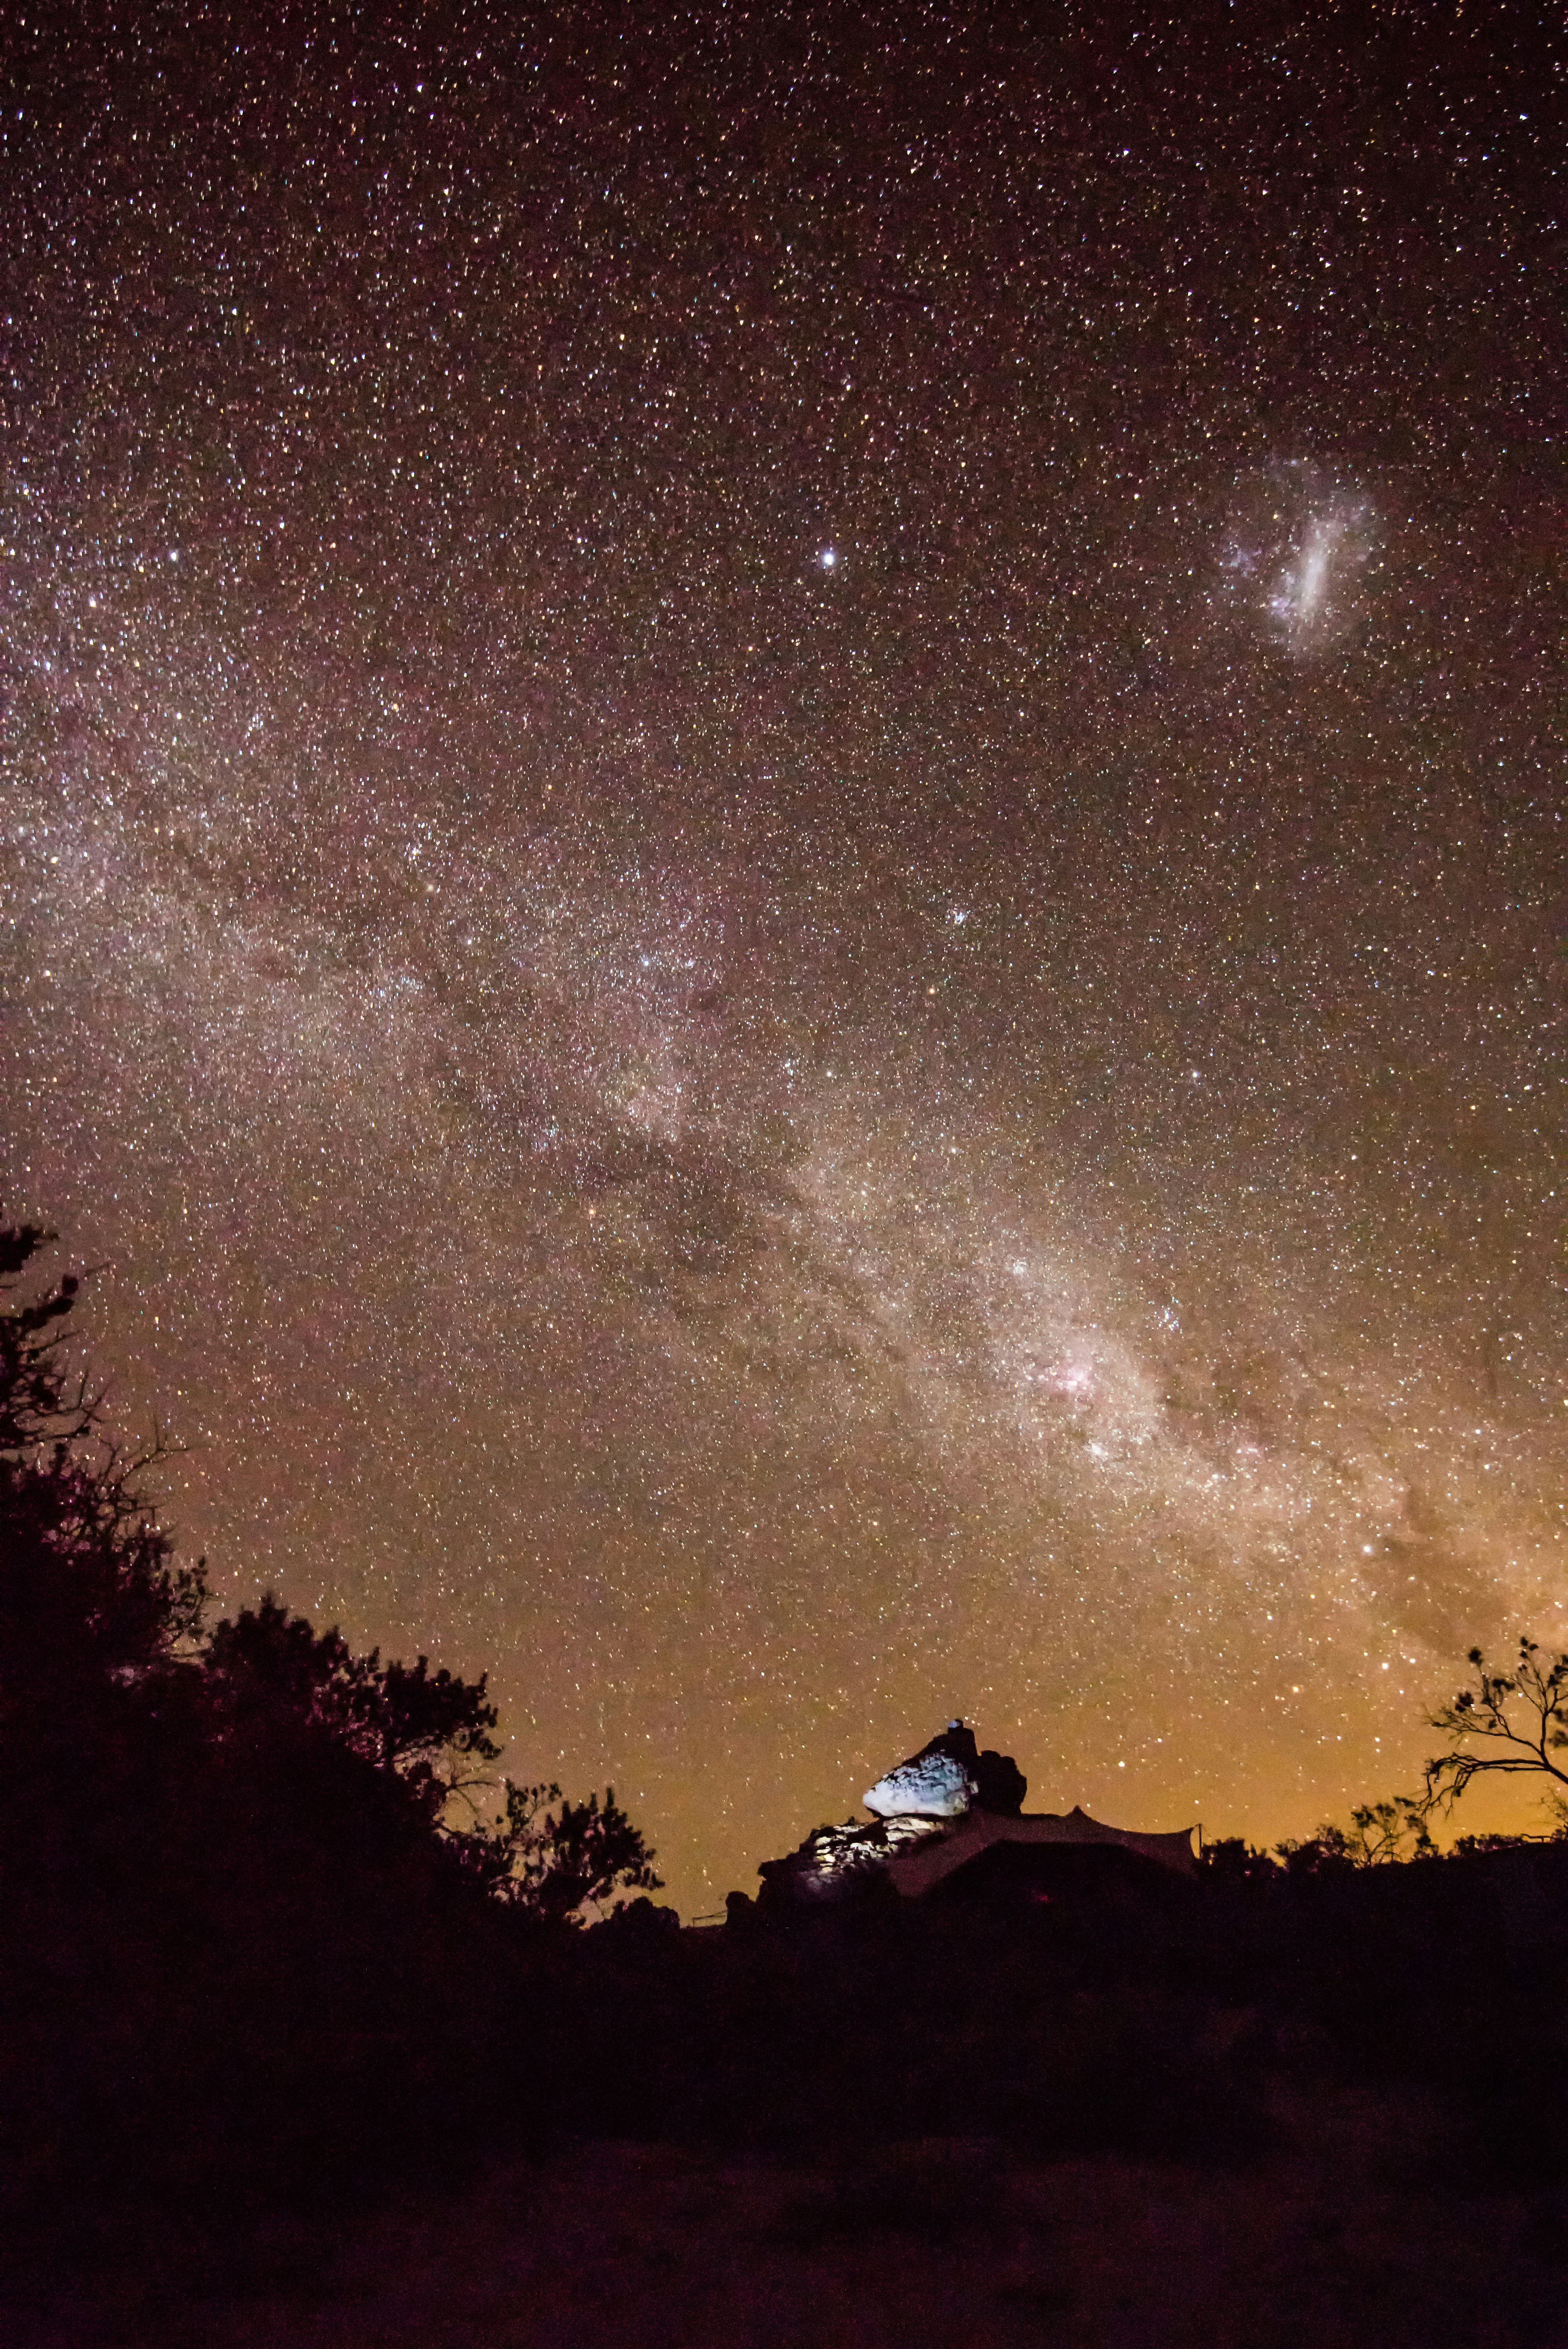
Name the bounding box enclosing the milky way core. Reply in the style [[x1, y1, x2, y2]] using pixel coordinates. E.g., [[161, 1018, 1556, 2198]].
[[0, 7, 1561, 1909]]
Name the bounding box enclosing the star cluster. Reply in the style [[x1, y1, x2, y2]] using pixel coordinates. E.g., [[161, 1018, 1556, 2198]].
[[0, 4, 1561, 1909]]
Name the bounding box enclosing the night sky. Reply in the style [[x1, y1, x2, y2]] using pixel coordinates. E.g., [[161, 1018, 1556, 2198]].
[[1, 3, 1561, 1913]]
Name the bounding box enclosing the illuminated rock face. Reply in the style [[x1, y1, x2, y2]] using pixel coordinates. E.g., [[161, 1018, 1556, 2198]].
[[749, 1720, 1192, 1907], [864, 1749, 975, 1819], [866, 1720, 1028, 1820], [756, 1812, 948, 1904], [755, 1721, 1030, 1905]]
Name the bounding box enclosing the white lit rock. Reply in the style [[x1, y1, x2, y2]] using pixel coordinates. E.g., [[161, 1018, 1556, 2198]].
[[863, 1749, 975, 1820], [750, 1720, 1194, 1910]]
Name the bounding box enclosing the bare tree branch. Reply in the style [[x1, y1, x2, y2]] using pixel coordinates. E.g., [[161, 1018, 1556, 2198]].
[[1424, 1639, 1568, 1818]]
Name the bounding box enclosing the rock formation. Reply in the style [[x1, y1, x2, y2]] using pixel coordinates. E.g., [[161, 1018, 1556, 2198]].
[[754, 1720, 1194, 1906], [863, 1722, 1027, 1820]]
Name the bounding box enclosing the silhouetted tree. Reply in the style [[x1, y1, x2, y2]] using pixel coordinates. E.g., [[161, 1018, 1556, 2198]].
[[465, 1778, 664, 1923], [200, 1602, 663, 1919], [1340, 1794, 1436, 1864], [0, 1224, 205, 1732], [1424, 1638, 1568, 1822], [0, 1216, 669, 2268], [0, 1215, 660, 1891], [1274, 1794, 1434, 1873], [0, 1220, 85, 1445], [1198, 1837, 1280, 1882], [204, 1593, 503, 1823]]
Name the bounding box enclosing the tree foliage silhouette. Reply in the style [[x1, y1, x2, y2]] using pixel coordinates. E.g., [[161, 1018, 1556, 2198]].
[[1424, 1638, 1568, 1821], [0, 1215, 670, 2269], [1274, 1794, 1435, 1874], [204, 1593, 505, 1823], [469, 1779, 664, 1923], [0, 1216, 661, 1908], [0, 1223, 205, 1726]]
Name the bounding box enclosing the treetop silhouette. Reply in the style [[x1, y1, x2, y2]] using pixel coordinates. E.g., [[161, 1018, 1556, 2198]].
[[1424, 1638, 1568, 1823], [0, 1215, 661, 1925]]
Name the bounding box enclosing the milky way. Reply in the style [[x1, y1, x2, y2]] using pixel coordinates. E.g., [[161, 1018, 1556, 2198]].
[[0, 6, 1561, 1908]]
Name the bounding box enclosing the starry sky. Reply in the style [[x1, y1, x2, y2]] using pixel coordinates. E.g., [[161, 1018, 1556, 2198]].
[[1, 2, 1562, 1912]]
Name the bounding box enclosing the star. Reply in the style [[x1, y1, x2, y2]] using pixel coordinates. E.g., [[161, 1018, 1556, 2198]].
[[0, 4, 1556, 1915]]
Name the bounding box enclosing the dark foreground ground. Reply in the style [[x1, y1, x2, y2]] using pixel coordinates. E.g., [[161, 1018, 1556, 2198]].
[[9, 1839, 1568, 2347], [13, 2096, 1568, 2349]]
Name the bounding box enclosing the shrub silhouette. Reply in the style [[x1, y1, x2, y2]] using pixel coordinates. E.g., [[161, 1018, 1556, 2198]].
[[0, 1221, 662, 2285], [468, 1779, 664, 1921]]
